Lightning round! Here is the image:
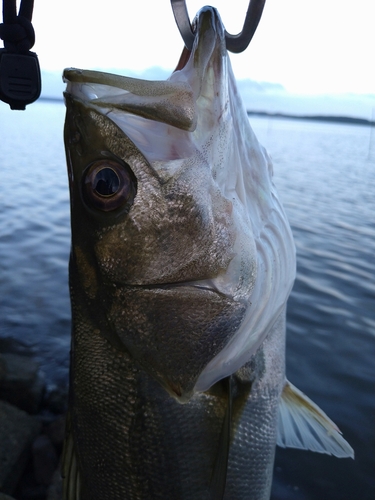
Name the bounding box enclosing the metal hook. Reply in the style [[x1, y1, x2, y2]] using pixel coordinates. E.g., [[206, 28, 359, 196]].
[[170, 0, 266, 54]]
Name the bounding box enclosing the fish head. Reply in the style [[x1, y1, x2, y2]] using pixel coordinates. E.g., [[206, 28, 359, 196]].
[[63, 7, 295, 402]]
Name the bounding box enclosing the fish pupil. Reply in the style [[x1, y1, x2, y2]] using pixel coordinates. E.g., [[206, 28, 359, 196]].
[[83, 159, 136, 212], [94, 168, 120, 197]]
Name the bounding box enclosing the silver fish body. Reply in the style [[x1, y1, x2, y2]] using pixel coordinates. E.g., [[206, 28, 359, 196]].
[[62, 7, 353, 500], [65, 284, 285, 499]]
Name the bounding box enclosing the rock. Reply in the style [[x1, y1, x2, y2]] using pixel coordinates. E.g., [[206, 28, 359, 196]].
[[46, 467, 62, 500], [45, 415, 66, 454], [0, 493, 17, 500], [32, 434, 58, 486], [0, 353, 45, 414], [0, 337, 32, 357], [43, 384, 68, 415], [0, 400, 41, 495], [13, 482, 47, 500]]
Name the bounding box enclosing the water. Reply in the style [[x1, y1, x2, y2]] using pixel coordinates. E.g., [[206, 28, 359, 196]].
[[0, 101, 374, 499], [254, 118, 375, 500], [0, 101, 71, 388]]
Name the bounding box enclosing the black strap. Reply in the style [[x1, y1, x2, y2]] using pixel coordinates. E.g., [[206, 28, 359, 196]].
[[0, 0, 41, 109], [0, 0, 35, 53]]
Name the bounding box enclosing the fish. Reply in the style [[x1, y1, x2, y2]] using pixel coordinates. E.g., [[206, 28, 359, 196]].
[[61, 6, 353, 500]]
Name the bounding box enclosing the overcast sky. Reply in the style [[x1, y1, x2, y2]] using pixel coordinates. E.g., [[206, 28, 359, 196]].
[[28, 0, 374, 95]]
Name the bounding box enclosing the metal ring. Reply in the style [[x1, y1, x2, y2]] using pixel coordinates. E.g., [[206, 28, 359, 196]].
[[170, 0, 266, 53]]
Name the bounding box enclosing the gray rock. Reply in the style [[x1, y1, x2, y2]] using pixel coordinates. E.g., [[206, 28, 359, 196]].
[[0, 400, 41, 495], [0, 493, 17, 500], [46, 467, 62, 500], [46, 414, 66, 451], [32, 434, 59, 486], [43, 384, 68, 415], [0, 353, 45, 414]]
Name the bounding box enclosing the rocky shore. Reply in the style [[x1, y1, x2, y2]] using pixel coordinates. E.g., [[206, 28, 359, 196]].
[[0, 348, 67, 500]]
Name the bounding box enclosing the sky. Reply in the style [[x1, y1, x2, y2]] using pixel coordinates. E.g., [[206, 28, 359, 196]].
[[16, 0, 375, 95]]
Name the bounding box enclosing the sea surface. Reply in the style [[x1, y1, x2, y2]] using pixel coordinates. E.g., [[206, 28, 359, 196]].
[[0, 100, 374, 500]]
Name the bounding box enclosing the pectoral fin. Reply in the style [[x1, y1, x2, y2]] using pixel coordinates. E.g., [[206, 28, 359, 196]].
[[62, 412, 82, 500], [277, 380, 354, 458]]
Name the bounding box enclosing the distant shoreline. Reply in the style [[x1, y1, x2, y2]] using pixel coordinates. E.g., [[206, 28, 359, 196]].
[[40, 96, 64, 103], [37, 97, 374, 127], [247, 110, 375, 127]]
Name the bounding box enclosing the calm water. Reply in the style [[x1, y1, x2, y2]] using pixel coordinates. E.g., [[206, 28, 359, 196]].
[[0, 100, 374, 499]]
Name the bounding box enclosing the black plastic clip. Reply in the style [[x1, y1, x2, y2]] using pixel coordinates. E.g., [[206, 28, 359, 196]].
[[0, 0, 41, 110], [0, 49, 41, 109]]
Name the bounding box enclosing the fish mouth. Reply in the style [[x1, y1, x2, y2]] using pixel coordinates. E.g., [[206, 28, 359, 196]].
[[115, 278, 232, 299], [63, 6, 225, 136]]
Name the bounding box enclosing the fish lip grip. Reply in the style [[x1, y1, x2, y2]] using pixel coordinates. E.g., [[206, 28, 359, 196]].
[[0, 0, 41, 109], [171, 0, 266, 53]]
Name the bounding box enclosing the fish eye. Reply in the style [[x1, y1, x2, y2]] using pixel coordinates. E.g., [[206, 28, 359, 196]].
[[83, 160, 136, 212]]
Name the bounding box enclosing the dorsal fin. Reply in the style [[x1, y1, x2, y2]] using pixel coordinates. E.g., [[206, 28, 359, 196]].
[[277, 380, 354, 458], [209, 376, 232, 500]]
